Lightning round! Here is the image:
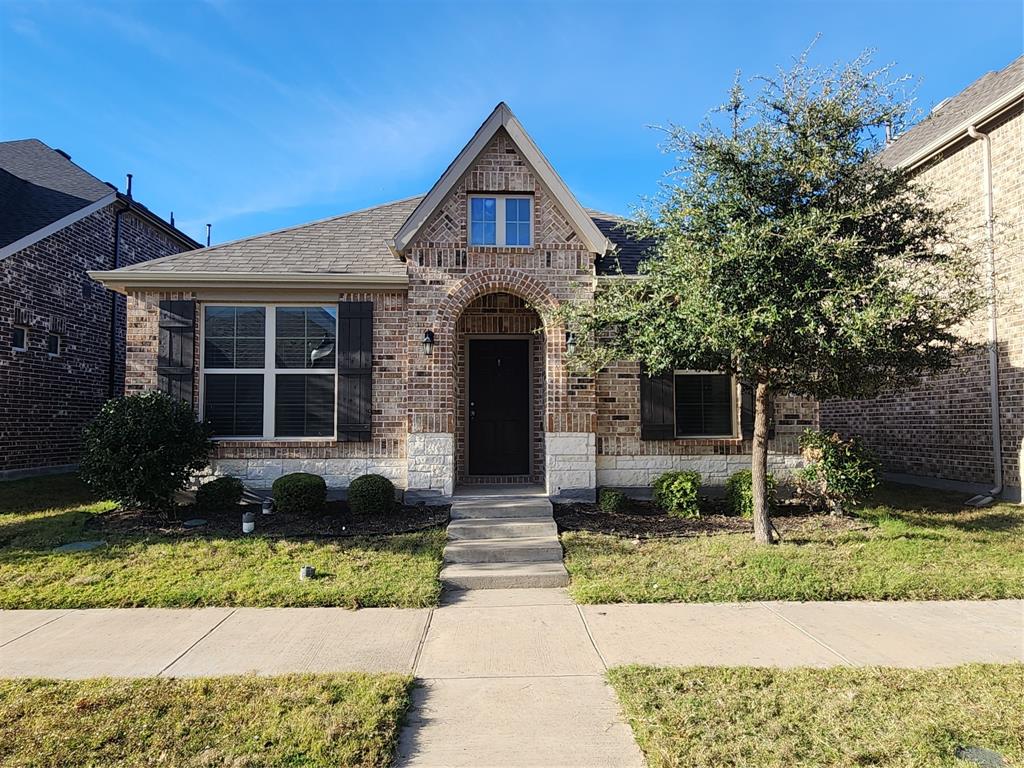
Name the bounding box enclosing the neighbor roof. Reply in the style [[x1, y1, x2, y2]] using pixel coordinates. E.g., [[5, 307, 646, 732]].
[[881, 55, 1024, 168], [0, 139, 115, 248], [94, 195, 652, 292]]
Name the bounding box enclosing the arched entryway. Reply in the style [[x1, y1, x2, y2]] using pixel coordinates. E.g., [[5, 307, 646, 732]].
[[455, 293, 545, 484]]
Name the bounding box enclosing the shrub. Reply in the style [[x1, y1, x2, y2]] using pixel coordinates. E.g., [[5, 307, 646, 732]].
[[598, 488, 628, 514], [195, 476, 245, 512], [347, 474, 396, 515], [652, 470, 702, 519], [80, 392, 211, 515], [796, 430, 881, 515], [725, 469, 777, 518], [271, 473, 327, 516]]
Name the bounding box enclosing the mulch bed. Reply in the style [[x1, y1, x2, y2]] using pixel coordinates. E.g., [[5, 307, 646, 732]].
[[88, 500, 450, 540], [554, 499, 872, 539]]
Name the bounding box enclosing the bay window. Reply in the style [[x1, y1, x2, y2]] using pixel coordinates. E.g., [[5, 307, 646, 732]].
[[201, 304, 337, 439]]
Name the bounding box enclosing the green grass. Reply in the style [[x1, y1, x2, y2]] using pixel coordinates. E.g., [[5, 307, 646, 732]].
[[0, 474, 444, 609], [608, 664, 1024, 768], [563, 484, 1024, 603], [0, 673, 412, 768]]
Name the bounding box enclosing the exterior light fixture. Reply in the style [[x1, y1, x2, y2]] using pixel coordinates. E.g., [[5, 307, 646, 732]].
[[422, 330, 435, 356], [565, 332, 576, 356]]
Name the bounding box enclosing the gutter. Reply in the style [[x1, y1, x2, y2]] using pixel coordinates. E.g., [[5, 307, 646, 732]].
[[966, 124, 1003, 501], [87, 270, 410, 295]]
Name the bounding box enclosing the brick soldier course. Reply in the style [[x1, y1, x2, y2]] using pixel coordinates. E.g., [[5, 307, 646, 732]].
[[1, 139, 198, 478]]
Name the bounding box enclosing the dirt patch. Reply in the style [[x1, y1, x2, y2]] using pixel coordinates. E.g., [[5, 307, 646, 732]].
[[89, 500, 450, 540], [554, 499, 871, 539]]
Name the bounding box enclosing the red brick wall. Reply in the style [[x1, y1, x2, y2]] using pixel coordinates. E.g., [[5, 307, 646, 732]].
[[821, 103, 1023, 495], [1, 205, 189, 474]]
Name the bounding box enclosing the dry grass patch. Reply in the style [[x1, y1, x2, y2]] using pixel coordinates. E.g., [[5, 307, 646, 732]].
[[609, 664, 1024, 768]]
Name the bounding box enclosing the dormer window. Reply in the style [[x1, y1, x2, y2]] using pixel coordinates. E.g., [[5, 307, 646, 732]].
[[469, 195, 532, 247]]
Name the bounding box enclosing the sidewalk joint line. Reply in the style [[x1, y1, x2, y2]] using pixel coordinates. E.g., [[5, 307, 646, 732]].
[[576, 604, 609, 671], [0, 609, 78, 649], [411, 606, 434, 675], [419, 673, 606, 681], [157, 608, 237, 677], [760, 602, 855, 665]]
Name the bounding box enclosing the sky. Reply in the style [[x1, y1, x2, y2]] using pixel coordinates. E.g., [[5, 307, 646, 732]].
[[1, 0, 1021, 246]]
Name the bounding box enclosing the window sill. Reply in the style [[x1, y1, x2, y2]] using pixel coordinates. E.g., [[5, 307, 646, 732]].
[[212, 437, 337, 446], [467, 245, 536, 254]]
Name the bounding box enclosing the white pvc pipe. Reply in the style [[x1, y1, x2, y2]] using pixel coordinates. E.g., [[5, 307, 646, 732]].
[[967, 124, 1003, 497]]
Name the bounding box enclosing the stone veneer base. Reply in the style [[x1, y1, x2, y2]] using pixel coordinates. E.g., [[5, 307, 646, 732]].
[[546, 432, 597, 502], [596, 453, 803, 489], [407, 432, 455, 498], [208, 457, 407, 489]]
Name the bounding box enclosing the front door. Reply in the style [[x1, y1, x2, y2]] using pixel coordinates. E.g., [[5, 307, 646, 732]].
[[468, 338, 530, 476]]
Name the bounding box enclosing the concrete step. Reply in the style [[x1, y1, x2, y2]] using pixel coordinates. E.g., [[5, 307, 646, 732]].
[[447, 517, 559, 541], [440, 562, 570, 590], [443, 537, 564, 564], [450, 499, 554, 520]]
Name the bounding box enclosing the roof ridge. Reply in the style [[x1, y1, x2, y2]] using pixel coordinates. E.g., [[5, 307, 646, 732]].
[[116, 193, 427, 272]]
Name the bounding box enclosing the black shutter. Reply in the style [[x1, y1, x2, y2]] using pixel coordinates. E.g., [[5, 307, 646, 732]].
[[157, 299, 194, 404], [337, 301, 373, 442], [640, 366, 675, 440], [740, 382, 754, 439]]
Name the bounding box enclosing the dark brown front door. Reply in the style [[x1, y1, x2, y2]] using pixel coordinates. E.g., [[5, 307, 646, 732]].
[[468, 338, 530, 475]]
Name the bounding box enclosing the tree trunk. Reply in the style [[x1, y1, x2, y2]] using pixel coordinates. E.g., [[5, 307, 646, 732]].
[[751, 382, 775, 545]]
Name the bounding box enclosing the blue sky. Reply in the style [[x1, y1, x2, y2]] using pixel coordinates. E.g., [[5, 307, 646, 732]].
[[2, 0, 1021, 246]]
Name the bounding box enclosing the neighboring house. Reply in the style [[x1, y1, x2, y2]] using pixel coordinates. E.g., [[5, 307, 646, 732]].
[[91, 103, 815, 501], [0, 139, 199, 479], [823, 56, 1023, 501]]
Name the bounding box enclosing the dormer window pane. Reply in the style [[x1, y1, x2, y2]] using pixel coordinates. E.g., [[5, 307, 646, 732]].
[[470, 197, 497, 245], [505, 198, 531, 246]]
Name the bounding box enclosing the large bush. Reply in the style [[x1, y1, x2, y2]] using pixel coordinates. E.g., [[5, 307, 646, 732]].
[[653, 470, 702, 519], [196, 476, 245, 512], [272, 473, 327, 516], [796, 430, 881, 515], [725, 469, 777, 519], [80, 392, 211, 515], [598, 488, 627, 514], [347, 474, 396, 515]]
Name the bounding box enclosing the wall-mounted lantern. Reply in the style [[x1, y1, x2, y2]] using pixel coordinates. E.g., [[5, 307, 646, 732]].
[[565, 332, 576, 357], [422, 330, 435, 356]]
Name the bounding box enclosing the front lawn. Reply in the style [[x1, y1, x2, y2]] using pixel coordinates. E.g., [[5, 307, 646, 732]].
[[0, 474, 445, 609], [609, 664, 1024, 768], [562, 483, 1024, 603], [0, 673, 411, 768]]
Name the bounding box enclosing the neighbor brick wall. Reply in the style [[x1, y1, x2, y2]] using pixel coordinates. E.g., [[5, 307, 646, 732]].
[[821, 102, 1023, 494], [0, 205, 188, 475]]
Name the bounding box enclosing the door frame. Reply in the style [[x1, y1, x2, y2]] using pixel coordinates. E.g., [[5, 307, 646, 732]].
[[464, 334, 534, 478]]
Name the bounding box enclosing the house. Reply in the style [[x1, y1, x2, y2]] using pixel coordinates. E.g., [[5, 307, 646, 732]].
[[91, 104, 814, 501], [822, 55, 1023, 502], [0, 139, 199, 479]]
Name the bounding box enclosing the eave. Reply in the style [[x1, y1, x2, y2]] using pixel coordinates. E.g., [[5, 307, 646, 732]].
[[88, 270, 409, 295]]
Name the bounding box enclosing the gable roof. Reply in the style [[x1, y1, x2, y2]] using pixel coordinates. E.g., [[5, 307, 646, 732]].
[[393, 103, 612, 255], [0, 139, 116, 249], [881, 55, 1024, 169]]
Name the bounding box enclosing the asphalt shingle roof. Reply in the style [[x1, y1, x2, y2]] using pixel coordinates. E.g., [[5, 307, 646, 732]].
[[0, 139, 115, 248], [880, 55, 1023, 168], [117, 197, 657, 277], [590, 211, 657, 275]]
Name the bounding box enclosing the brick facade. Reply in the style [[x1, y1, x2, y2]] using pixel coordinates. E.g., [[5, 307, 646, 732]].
[[822, 103, 1023, 498], [1, 205, 189, 476]]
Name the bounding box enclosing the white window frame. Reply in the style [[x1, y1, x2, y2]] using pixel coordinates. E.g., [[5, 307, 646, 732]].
[[468, 194, 533, 247], [673, 370, 739, 439], [11, 325, 27, 352], [199, 302, 338, 441]]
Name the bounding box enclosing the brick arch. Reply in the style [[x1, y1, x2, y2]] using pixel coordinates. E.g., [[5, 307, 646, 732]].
[[434, 269, 561, 334]]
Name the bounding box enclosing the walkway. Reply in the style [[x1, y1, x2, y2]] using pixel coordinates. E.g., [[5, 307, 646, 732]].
[[2, 595, 1021, 766]]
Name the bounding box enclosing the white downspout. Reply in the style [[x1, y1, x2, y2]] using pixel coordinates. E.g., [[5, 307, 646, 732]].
[[966, 124, 1002, 498]]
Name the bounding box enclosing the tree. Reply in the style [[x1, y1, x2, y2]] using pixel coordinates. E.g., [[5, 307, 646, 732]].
[[558, 48, 983, 544]]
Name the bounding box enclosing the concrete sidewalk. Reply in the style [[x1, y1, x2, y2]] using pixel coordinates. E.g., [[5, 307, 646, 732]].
[[2, 595, 1021, 767]]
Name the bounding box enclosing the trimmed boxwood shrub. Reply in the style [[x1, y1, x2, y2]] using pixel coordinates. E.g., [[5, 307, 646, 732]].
[[80, 392, 212, 515], [195, 476, 245, 512], [725, 469, 777, 518], [347, 474, 396, 515], [271, 472, 327, 516], [653, 470, 702, 519], [598, 488, 627, 514]]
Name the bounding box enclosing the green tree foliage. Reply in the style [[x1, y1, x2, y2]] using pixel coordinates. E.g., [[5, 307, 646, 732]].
[[558, 48, 982, 543], [796, 430, 881, 515]]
